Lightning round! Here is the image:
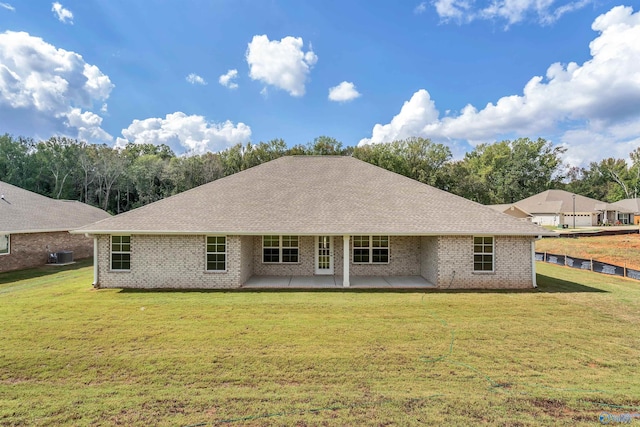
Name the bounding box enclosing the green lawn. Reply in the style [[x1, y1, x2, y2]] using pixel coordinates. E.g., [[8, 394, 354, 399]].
[[1, 261, 639, 426]]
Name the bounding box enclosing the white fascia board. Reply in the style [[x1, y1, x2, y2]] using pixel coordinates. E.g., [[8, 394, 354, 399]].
[[71, 229, 553, 237]]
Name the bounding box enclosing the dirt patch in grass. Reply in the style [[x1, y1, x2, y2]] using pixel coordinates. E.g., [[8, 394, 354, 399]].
[[530, 399, 597, 423], [536, 234, 640, 270]]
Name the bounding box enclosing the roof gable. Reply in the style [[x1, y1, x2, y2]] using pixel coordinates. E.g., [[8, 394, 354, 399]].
[[75, 156, 549, 236], [0, 181, 110, 233]]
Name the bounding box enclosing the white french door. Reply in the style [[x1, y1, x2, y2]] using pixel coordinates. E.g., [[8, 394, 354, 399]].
[[315, 236, 334, 275]]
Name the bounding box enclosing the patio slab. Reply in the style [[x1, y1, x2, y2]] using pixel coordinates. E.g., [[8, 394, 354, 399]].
[[242, 275, 435, 289]]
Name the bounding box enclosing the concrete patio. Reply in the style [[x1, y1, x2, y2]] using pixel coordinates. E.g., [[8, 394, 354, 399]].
[[242, 275, 435, 289]]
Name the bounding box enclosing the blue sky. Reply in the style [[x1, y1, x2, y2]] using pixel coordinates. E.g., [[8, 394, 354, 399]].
[[0, 0, 639, 166]]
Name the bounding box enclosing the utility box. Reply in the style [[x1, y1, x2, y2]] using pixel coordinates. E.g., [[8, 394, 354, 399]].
[[50, 251, 73, 264]]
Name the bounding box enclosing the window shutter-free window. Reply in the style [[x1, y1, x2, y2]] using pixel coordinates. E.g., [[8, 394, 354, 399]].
[[111, 235, 131, 270], [262, 236, 299, 263], [206, 236, 226, 271], [352, 236, 389, 264], [0, 234, 9, 255], [473, 236, 494, 272]]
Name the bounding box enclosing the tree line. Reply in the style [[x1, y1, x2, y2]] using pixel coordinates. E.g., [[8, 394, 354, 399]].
[[0, 133, 638, 214]]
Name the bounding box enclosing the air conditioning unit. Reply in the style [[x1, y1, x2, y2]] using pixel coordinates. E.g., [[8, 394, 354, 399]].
[[49, 251, 73, 264]]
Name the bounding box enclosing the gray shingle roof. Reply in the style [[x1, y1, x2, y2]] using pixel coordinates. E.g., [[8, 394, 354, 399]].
[[612, 198, 640, 213], [74, 156, 551, 236], [514, 189, 632, 214], [0, 181, 111, 234], [488, 204, 532, 216]]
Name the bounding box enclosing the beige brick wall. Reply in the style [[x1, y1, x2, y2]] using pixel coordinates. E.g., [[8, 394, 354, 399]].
[[0, 231, 93, 273], [252, 236, 315, 276], [349, 236, 421, 276], [239, 235, 254, 284], [420, 236, 438, 285], [249, 235, 420, 278], [93, 233, 534, 290], [96, 234, 246, 289], [436, 235, 534, 289]]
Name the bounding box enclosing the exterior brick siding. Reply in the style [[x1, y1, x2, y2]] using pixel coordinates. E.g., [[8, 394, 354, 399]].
[[436, 235, 534, 289], [420, 236, 439, 285], [349, 236, 421, 276], [93, 234, 534, 289], [252, 236, 315, 276], [96, 234, 246, 289], [0, 231, 93, 273]]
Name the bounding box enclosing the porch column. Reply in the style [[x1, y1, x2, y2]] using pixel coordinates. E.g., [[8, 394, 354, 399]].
[[343, 234, 350, 287]]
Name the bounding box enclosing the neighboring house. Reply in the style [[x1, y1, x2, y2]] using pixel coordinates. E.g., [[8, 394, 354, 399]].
[[509, 190, 632, 227], [0, 181, 111, 272], [487, 204, 532, 221], [611, 198, 640, 224], [72, 156, 551, 290]]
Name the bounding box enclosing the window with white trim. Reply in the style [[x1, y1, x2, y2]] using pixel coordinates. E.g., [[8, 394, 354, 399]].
[[0, 234, 9, 255], [473, 236, 494, 272], [353, 236, 389, 264], [206, 236, 226, 271], [262, 235, 299, 263], [111, 235, 131, 270]]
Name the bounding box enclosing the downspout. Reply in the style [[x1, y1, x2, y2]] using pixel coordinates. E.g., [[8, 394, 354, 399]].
[[90, 235, 98, 288], [531, 238, 538, 288]]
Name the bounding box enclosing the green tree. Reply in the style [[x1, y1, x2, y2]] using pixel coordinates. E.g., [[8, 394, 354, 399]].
[[353, 137, 452, 187], [450, 138, 565, 204], [33, 137, 82, 199], [129, 154, 171, 207], [0, 134, 33, 188], [306, 136, 346, 155]]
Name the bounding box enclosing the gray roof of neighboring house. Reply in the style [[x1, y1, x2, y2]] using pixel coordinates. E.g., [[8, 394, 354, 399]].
[[612, 198, 640, 213], [488, 204, 532, 216], [0, 181, 111, 234], [514, 190, 632, 214], [74, 156, 552, 236]]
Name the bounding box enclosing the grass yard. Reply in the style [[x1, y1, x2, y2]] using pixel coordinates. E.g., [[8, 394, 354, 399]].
[[536, 233, 640, 270], [1, 261, 640, 426]]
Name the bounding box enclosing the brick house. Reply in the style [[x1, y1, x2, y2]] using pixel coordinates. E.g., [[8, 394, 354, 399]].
[[73, 156, 551, 289], [0, 181, 110, 272]]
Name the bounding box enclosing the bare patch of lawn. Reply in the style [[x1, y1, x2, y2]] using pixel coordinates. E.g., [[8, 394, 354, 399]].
[[536, 233, 640, 270]]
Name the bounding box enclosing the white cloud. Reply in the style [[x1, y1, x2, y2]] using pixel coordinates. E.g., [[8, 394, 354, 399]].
[[246, 35, 317, 97], [328, 81, 361, 103], [186, 73, 207, 85], [414, 2, 427, 14], [434, 0, 472, 22], [362, 89, 439, 144], [0, 3, 15, 11], [431, 0, 592, 27], [360, 5, 640, 166], [51, 2, 73, 24], [218, 69, 238, 89], [0, 31, 113, 142], [116, 112, 252, 155], [66, 108, 112, 141]]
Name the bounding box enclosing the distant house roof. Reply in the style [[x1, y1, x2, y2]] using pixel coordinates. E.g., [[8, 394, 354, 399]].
[[488, 204, 532, 217], [612, 198, 640, 213], [74, 156, 549, 236], [0, 181, 110, 234], [514, 190, 631, 214]]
